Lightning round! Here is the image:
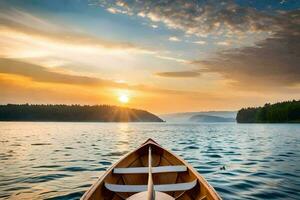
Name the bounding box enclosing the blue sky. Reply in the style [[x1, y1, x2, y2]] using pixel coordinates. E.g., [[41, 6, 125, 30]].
[[0, 0, 299, 113]]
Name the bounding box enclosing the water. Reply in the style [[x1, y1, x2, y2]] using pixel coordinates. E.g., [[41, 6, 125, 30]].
[[0, 122, 299, 200]]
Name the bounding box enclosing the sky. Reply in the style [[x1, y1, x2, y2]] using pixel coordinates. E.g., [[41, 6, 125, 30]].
[[0, 0, 299, 114]]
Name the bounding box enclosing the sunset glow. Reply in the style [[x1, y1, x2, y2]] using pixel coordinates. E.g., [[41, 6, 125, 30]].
[[0, 1, 299, 114]]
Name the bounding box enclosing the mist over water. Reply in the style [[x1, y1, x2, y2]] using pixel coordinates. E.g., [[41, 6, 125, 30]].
[[0, 122, 299, 200]]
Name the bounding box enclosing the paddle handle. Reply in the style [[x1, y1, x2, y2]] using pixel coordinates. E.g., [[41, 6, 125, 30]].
[[147, 146, 155, 200]]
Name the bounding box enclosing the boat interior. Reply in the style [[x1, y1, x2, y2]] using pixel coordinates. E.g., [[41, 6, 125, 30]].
[[82, 140, 219, 200]]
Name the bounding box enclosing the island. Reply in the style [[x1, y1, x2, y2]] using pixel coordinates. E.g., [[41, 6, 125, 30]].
[[160, 111, 237, 122], [236, 100, 300, 123], [189, 114, 235, 123], [0, 104, 164, 122]]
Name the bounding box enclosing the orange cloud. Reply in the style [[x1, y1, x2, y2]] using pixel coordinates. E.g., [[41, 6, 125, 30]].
[[155, 71, 200, 78]]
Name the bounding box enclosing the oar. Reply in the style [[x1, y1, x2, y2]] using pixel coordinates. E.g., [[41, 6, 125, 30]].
[[147, 146, 155, 200]]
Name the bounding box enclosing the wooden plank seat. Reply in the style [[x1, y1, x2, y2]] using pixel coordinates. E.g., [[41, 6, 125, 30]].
[[105, 180, 197, 193], [113, 165, 187, 174]]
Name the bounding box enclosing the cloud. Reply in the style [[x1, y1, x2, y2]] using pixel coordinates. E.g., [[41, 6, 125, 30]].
[[193, 40, 206, 45], [98, 0, 281, 38], [95, 0, 300, 84], [151, 24, 158, 29], [107, 7, 119, 13], [107, 7, 128, 14], [156, 55, 188, 63], [0, 58, 109, 86], [168, 36, 181, 42], [0, 58, 202, 96], [0, 8, 161, 72], [192, 10, 300, 89], [0, 8, 193, 70], [216, 41, 230, 46], [0, 9, 154, 54], [155, 71, 200, 78]]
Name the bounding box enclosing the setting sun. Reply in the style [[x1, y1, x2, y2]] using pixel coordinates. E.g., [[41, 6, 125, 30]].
[[118, 94, 129, 104]]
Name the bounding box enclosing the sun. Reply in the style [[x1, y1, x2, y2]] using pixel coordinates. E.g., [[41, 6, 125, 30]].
[[118, 94, 129, 104]]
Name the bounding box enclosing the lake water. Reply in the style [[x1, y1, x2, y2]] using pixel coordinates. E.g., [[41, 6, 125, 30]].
[[0, 122, 299, 200]]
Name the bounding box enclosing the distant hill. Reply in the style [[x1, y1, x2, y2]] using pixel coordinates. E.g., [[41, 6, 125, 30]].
[[190, 114, 236, 123], [237, 100, 300, 123], [0, 104, 164, 122], [160, 111, 237, 122]]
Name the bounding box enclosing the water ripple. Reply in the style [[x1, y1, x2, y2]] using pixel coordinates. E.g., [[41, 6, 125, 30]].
[[0, 122, 299, 200], [23, 174, 72, 183]]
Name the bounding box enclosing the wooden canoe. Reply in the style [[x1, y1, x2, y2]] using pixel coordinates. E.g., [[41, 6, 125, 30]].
[[81, 139, 221, 200]]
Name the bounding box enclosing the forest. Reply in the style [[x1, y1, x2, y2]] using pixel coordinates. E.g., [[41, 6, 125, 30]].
[[0, 104, 164, 122], [236, 100, 300, 123]]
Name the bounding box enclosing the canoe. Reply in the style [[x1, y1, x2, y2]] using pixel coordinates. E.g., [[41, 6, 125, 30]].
[[81, 139, 221, 200]]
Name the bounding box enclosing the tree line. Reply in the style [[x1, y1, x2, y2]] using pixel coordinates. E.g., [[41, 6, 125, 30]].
[[0, 104, 164, 122], [236, 100, 300, 123]]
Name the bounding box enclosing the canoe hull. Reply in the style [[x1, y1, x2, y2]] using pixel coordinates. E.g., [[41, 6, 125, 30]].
[[81, 139, 221, 200]]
